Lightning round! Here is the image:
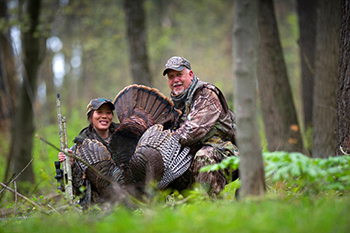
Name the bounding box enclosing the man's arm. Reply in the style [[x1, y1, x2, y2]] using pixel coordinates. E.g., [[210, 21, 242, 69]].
[[175, 87, 222, 146]]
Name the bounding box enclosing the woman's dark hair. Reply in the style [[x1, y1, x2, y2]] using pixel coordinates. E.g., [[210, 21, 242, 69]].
[[87, 110, 94, 120]]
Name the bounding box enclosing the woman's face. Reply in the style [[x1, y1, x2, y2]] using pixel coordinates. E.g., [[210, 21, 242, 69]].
[[89, 104, 113, 134]]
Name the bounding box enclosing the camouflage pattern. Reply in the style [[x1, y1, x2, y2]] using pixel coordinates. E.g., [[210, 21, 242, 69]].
[[174, 81, 239, 196], [177, 88, 217, 140], [70, 122, 119, 205], [190, 134, 239, 196], [176, 84, 237, 149], [163, 56, 192, 75], [86, 98, 115, 116]]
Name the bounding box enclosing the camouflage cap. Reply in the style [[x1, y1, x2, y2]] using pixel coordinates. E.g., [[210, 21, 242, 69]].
[[163, 56, 191, 76], [86, 97, 115, 115]]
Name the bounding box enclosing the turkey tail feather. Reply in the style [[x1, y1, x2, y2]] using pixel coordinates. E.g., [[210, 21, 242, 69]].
[[76, 139, 113, 172], [134, 124, 192, 189], [113, 84, 181, 128], [157, 146, 191, 189], [75, 139, 126, 187]]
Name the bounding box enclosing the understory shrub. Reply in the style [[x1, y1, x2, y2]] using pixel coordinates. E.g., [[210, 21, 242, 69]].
[[201, 152, 350, 196]]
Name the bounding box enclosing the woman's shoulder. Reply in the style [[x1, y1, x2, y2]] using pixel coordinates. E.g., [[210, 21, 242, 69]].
[[73, 121, 119, 145], [73, 125, 92, 144]]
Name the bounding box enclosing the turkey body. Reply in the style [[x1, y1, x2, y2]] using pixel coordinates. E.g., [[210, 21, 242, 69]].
[[72, 85, 192, 206]]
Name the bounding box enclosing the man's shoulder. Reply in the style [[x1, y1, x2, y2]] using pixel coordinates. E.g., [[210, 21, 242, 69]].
[[194, 82, 220, 98]]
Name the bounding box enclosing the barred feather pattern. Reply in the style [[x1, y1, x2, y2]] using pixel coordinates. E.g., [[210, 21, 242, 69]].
[[75, 139, 125, 185], [109, 84, 182, 170], [134, 124, 192, 189], [75, 139, 113, 172]]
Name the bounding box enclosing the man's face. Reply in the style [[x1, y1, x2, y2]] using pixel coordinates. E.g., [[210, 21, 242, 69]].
[[167, 68, 194, 96]]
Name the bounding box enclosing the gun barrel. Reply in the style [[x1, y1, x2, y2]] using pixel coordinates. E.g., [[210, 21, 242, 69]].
[[56, 94, 73, 204]]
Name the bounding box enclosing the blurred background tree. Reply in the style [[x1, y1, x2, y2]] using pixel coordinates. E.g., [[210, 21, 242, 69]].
[[312, 0, 340, 158], [297, 0, 316, 137], [258, 0, 304, 154]]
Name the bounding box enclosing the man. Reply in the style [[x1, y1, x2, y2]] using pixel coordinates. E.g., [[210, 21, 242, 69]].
[[163, 56, 239, 196]]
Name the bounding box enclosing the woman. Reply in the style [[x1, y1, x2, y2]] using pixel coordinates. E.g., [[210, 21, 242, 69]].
[[58, 97, 118, 162], [57, 97, 119, 206]]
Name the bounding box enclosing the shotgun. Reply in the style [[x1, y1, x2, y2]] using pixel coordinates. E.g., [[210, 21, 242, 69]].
[[56, 93, 73, 203]]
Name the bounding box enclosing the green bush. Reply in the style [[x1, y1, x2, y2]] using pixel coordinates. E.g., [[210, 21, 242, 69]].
[[200, 152, 350, 196]]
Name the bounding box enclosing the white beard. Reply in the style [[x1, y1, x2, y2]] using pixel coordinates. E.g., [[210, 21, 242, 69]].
[[173, 83, 184, 95]]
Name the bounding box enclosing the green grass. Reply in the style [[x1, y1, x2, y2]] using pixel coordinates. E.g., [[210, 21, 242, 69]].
[[1, 195, 350, 233], [1, 110, 350, 232], [0, 111, 87, 205]]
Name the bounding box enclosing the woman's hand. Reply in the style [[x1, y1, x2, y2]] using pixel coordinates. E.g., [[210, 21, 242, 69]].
[[58, 149, 73, 165]]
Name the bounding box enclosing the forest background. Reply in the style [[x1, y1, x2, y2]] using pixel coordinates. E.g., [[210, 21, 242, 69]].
[[0, 0, 302, 184], [1, 0, 350, 230]]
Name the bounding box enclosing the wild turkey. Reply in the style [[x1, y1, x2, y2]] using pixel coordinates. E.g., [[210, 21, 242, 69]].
[[72, 85, 192, 206], [109, 84, 181, 166]]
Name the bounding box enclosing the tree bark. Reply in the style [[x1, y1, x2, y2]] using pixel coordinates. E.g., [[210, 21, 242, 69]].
[[124, 0, 152, 86], [312, 0, 341, 158], [38, 51, 56, 125], [336, 0, 350, 156], [0, 0, 18, 133], [7, 0, 45, 186], [258, 0, 304, 153], [297, 0, 317, 131], [233, 0, 265, 198]]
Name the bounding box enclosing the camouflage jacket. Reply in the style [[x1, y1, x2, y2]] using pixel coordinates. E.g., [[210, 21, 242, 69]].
[[70, 121, 119, 198], [70, 121, 119, 154], [175, 78, 237, 152]]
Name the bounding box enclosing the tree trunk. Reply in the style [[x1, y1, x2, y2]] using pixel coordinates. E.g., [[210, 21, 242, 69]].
[[233, 0, 265, 198], [39, 51, 56, 125], [258, 0, 304, 153], [312, 0, 341, 158], [336, 0, 350, 156], [297, 0, 317, 131], [124, 0, 152, 86], [8, 0, 45, 186], [0, 0, 18, 133]]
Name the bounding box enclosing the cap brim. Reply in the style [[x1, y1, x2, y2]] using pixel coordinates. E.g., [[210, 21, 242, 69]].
[[163, 65, 186, 76], [95, 101, 115, 111]]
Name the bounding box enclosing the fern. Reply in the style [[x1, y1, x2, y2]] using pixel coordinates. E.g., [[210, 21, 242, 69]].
[[200, 152, 350, 195]]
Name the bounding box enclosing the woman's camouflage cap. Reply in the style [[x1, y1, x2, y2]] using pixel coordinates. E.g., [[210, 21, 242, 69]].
[[86, 98, 115, 115]]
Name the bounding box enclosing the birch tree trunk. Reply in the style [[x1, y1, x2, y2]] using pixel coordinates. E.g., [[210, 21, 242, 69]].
[[233, 0, 265, 197]]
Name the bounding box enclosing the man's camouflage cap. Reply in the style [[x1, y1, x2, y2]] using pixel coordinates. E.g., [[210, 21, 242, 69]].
[[163, 56, 191, 76], [86, 98, 115, 115]]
